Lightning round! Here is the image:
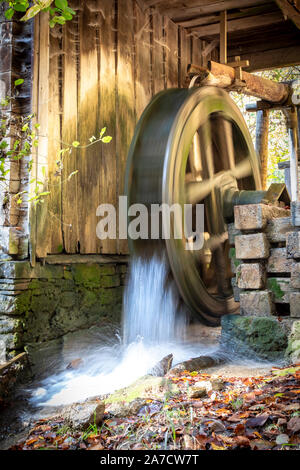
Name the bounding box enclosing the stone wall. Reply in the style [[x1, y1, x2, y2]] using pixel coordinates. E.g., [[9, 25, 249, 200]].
[[0, 258, 127, 363], [227, 201, 300, 361]]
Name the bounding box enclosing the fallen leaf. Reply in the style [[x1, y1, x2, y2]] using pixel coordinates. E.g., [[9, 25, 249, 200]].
[[246, 414, 269, 428], [287, 417, 300, 434]]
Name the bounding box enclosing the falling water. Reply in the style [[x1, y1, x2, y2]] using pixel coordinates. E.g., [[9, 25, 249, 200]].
[[123, 254, 186, 345], [30, 253, 214, 407]]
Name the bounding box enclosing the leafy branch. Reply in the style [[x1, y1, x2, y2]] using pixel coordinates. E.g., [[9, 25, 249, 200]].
[[1, 0, 76, 27]]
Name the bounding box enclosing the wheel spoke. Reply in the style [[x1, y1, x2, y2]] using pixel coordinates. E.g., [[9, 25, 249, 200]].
[[189, 130, 203, 180], [215, 116, 235, 170], [187, 158, 252, 204]]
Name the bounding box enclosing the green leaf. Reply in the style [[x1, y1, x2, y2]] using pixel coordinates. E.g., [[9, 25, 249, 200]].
[[100, 127, 107, 138], [5, 8, 14, 20], [72, 141, 80, 148], [22, 123, 29, 132], [21, 4, 42, 21], [17, 198, 23, 204], [55, 0, 68, 10], [14, 79, 24, 87], [102, 136, 112, 144], [39, 191, 51, 196]]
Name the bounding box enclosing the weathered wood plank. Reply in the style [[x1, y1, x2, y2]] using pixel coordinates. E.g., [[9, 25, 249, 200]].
[[47, 29, 63, 254], [29, 15, 40, 265], [99, 0, 117, 254], [192, 36, 202, 67], [190, 12, 284, 38], [117, 0, 135, 254], [77, 0, 102, 254], [179, 26, 188, 88], [152, 9, 164, 94], [62, 9, 79, 254], [135, 2, 152, 119], [35, 12, 49, 258], [164, 16, 178, 88]]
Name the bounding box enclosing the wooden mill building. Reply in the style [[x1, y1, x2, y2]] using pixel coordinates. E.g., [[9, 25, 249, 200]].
[[0, 0, 299, 362]]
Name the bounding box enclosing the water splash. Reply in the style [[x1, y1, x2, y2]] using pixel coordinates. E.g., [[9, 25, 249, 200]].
[[30, 254, 215, 407], [123, 254, 186, 345]]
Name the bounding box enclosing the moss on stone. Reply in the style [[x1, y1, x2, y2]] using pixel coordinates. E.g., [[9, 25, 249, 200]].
[[267, 278, 285, 300], [221, 314, 288, 360]]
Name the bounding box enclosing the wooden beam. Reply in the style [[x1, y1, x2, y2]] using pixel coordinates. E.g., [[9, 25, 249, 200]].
[[256, 109, 270, 191], [190, 11, 284, 38], [158, 0, 271, 21], [276, 0, 300, 29], [220, 10, 227, 64], [188, 61, 290, 103], [176, 3, 278, 28], [230, 44, 300, 71]]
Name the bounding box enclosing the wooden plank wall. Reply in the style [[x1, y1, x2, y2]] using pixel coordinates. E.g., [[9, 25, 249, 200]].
[[33, 0, 212, 257]]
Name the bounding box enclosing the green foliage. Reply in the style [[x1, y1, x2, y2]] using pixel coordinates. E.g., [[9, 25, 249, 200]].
[[0, 81, 112, 209], [1, 0, 76, 27], [231, 66, 300, 186]]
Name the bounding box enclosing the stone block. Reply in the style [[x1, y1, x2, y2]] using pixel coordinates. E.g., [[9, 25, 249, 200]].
[[236, 263, 266, 289], [285, 320, 300, 362], [227, 223, 241, 245], [290, 292, 300, 318], [266, 217, 295, 243], [267, 278, 290, 303], [287, 232, 300, 259], [291, 201, 300, 227], [267, 248, 293, 273], [291, 263, 300, 289], [234, 204, 290, 231], [221, 314, 288, 361], [240, 290, 274, 316], [235, 233, 269, 260], [229, 248, 241, 274], [231, 277, 240, 302]]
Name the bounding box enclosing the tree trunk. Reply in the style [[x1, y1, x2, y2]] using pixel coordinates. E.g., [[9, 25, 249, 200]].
[[256, 109, 269, 190]]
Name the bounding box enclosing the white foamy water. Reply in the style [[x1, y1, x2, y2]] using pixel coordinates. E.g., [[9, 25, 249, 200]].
[[31, 254, 216, 407]]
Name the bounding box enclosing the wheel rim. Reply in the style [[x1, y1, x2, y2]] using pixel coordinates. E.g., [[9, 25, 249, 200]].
[[125, 87, 261, 325]]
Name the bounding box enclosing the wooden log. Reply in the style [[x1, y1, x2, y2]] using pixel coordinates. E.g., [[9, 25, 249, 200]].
[[135, 3, 152, 119], [256, 109, 269, 190], [188, 61, 290, 104]]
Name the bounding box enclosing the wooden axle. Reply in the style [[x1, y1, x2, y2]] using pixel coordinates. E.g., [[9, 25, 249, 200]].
[[188, 60, 290, 104]]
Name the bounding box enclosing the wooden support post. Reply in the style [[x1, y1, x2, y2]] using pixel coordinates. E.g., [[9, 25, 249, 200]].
[[220, 10, 227, 64], [286, 107, 299, 202], [256, 109, 269, 190]]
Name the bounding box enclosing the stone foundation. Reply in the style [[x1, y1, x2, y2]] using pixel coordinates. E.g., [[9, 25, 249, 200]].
[[229, 201, 300, 361], [0, 256, 128, 363]]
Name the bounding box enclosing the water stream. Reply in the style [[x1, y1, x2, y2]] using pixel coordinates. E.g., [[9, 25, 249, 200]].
[[30, 254, 217, 407]]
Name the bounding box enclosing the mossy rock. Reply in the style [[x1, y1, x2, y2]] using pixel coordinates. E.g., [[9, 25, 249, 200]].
[[105, 375, 180, 406], [285, 321, 300, 362], [221, 314, 288, 361]]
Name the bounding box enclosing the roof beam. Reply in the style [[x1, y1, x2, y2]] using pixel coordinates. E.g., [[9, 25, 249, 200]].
[[155, 0, 269, 21], [190, 11, 284, 38], [228, 44, 300, 71], [275, 0, 300, 29]]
